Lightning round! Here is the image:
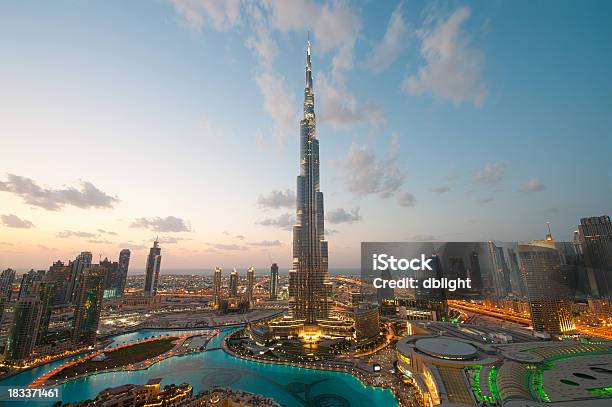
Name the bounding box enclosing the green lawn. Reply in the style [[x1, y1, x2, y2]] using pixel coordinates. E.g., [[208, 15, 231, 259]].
[[51, 338, 177, 380]]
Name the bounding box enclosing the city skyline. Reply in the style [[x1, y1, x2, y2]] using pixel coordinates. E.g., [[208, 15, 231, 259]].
[[1, 0, 611, 271]]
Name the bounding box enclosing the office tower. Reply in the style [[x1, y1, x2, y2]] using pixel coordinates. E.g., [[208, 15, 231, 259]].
[[117, 249, 131, 298], [144, 238, 162, 296], [506, 248, 526, 297], [213, 267, 222, 306], [36, 280, 57, 345], [487, 242, 512, 298], [0, 268, 16, 300], [269, 263, 279, 300], [67, 251, 93, 304], [468, 251, 483, 291], [229, 269, 238, 297], [18, 269, 45, 299], [578, 215, 612, 298], [4, 296, 42, 361], [100, 257, 121, 298], [246, 266, 254, 306], [354, 304, 380, 343], [415, 255, 448, 320], [288, 39, 332, 324], [72, 265, 106, 346], [518, 231, 575, 336], [377, 268, 394, 304], [45, 264, 71, 305]]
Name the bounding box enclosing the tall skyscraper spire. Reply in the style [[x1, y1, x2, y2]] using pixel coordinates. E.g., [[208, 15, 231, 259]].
[[289, 38, 332, 325]]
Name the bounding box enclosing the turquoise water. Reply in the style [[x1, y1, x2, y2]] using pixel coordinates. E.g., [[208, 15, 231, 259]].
[[0, 328, 398, 406]]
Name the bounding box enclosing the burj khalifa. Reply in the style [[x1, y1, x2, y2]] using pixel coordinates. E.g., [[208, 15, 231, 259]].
[[288, 39, 333, 325]]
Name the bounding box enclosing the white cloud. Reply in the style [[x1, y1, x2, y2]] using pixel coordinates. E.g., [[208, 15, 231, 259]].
[[365, 3, 409, 73], [207, 242, 248, 251], [130, 216, 193, 232], [1, 214, 34, 229], [262, 0, 362, 81], [0, 173, 119, 211], [257, 212, 295, 230], [316, 73, 385, 130], [257, 189, 296, 209], [168, 0, 241, 31], [521, 178, 546, 193], [248, 240, 282, 247], [339, 135, 405, 199], [475, 162, 506, 186], [254, 71, 298, 145], [57, 230, 98, 238], [397, 191, 416, 207], [327, 207, 362, 224], [402, 6, 487, 106]]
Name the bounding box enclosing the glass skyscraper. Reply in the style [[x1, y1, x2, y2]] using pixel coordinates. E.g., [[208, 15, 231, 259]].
[[144, 239, 161, 296], [288, 39, 332, 325]]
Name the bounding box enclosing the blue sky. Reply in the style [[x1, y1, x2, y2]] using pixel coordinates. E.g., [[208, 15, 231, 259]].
[[1, 0, 611, 270]]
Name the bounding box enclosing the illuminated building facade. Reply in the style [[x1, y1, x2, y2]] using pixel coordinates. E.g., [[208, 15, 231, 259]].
[[143, 238, 161, 296], [213, 266, 222, 307], [117, 248, 131, 298], [578, 215, 612, 298], [4, 296, 42, 361], [247, 266, 254, 306], [72, 265, 106, 346], [269, 263, 278, 300], [518, 231, 575, 336], [229, 269, 238, 297], [354, 304, 380, 343], [288, 38, 332, 324], [0, 268, 16, 299]]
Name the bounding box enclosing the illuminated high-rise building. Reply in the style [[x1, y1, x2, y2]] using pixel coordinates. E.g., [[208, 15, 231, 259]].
[[117, 249, 131, 298], [518, 229, 575, 336], [4, 296, 42, 361], [18, 269, 45, 299], [229, 269, 238, 297], [269, 263, 279, 300], [67, 251, 92, 304], [246, 266, 254, 306], [72, 265, 106, 346], [144, 238, 161, 296], [213, 267, 222, 306], [578, 215, 612, 298], [288, 38, 332, 324], [0, 268, 16, 300], [487, 242, 512, 298], [36, 279, 57, 345]]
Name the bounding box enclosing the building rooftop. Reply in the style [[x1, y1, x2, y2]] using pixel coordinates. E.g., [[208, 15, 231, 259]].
[[414, 337, 478, 360]]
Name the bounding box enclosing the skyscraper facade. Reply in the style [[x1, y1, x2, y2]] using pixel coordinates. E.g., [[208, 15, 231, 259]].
[[213, 267, 222, 307], [246, 266, 254, 306], [18, 269, 45, 299], [67, 251, 93, 304], [72, 265, 106, 346], [0, 268, 16, 300], [117, 249, 131, 298], [144, 239, 162, 296], [288, 39, 332, 325], [518, 233, 575, 336], [578, 215, 612, 298], [4, 296, 42, 361], [269, 263, 278, 300], [229, 269, 238, 297]]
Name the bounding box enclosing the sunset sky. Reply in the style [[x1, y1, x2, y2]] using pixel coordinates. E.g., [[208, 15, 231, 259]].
[[1, 0, 611, 271]]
